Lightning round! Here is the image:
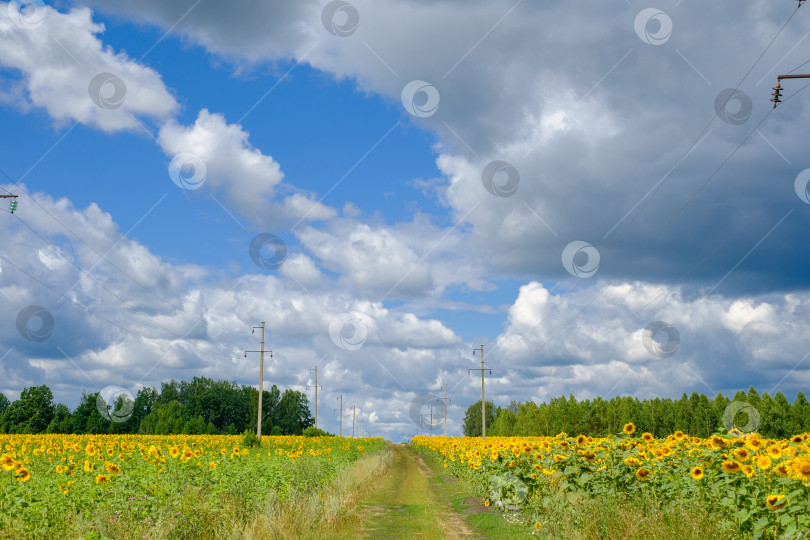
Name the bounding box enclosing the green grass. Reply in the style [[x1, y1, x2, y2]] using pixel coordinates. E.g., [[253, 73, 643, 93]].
[[330, 444, 463, 539], [412, 446, 743, 540], [419, 450, 537, 539]]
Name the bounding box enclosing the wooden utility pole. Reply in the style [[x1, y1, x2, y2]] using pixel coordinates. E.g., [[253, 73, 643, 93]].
[[440, 384, 450, 436], [771, 73, 810, 107], [337, 394, 343, 436], [308, 366, 321, 428], [245, 322, 272, 440], [470, 345, 491, 440]]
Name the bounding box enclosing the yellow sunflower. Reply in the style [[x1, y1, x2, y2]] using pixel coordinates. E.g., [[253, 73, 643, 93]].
[[732, 448, 751, 461], [104, 462, 121, 474], [624, 456, 642, 467], [721, 460, 742, 474], [623, 423, 636, 435], [641, 433, 654, 442], [690, 466, 704, 480], [635, 467, 651, 480], [789, 456, 810, 483], [755, 455, 772, 470], [709, 435, 727, 449], [95, 474, 109, 484], [0, 455, 15, 471], [16, 469, 31, 483], [774, 463, 791, 477], [765, 494, 789, 511]]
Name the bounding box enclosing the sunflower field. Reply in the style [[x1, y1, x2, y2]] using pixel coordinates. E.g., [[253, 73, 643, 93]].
[[0, 433, 383, 538], [412, 427, 810, 538]]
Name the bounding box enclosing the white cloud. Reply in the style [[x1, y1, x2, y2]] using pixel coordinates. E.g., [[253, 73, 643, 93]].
[[157, 109, 335, 228], [0, 3, 177, 132]]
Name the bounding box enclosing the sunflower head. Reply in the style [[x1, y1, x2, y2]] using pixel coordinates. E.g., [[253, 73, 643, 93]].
[[721, 460, 742, 474], [690, 466, 704, 480], [623, 423, 636, 435], [766, 494, 789, 511], [635, 467, 651, 480], [789, 456, 810, 483], [710, 435, 727, 449], [16, 469, 31, 483], [755, 455, 772, 470]]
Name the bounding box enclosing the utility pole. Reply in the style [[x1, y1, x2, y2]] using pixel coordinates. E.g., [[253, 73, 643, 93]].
[[771, 73, 810, 107], [0, 194, 18, 213], [307, 366, 321, 428], [470, 345, 491, 440], [429, 405, 434, 436], [337, 394, 343, 436], [245, 322, 272, 441], [440, 384, 450, 436]]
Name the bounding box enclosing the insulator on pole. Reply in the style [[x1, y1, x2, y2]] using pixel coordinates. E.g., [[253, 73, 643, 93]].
[[771, 81, 782, 108]]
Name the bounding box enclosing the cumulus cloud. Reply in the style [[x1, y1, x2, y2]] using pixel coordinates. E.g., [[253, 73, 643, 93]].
[[157, 109, 335, 228], [492, 281, 810, 402], [0, 2, 177, 132]]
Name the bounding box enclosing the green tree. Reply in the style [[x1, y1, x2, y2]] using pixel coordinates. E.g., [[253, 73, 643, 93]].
[[489, 407, 516, 436], [71, 392, 110, 434], [0, 385, 56, 433], [0, 393, 9, 417], [46, 403, 73, 434], [275, 389, 314, 435], [462, 400, 495, 437]]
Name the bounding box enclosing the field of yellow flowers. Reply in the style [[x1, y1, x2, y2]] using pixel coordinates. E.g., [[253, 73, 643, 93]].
[[413, 426, 810, 538], [0, 433, 383, 538]]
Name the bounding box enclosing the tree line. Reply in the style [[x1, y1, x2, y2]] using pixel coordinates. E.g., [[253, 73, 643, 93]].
[[462, 387, 810, 439], [0, 377, 315, 436]]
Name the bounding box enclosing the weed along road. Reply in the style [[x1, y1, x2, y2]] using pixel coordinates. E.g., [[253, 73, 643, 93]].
[[337, 444, 478, 539]]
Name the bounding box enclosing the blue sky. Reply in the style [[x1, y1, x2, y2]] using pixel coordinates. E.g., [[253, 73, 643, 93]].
[[1, 0, 810, 440]]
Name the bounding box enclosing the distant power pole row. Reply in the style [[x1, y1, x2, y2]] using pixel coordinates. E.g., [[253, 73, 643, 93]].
[[243, 322, 493, 441]]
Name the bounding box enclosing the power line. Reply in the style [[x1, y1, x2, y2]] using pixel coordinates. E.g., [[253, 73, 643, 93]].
[[611, 3, 803, 239]]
